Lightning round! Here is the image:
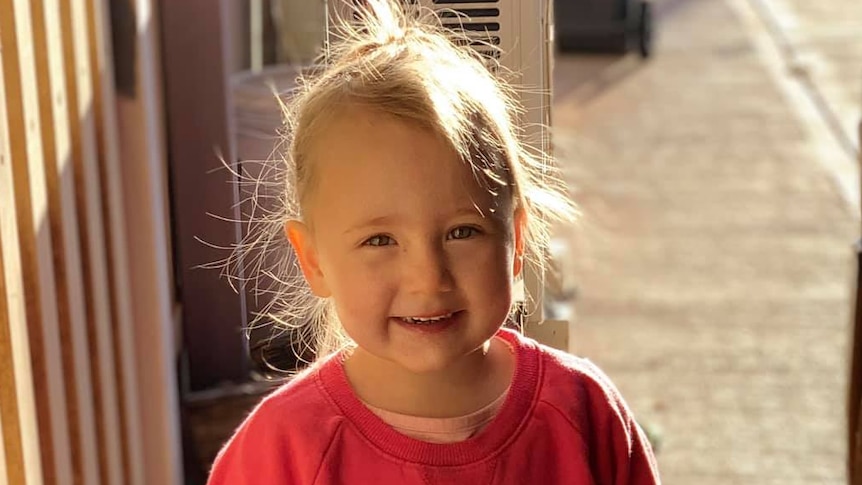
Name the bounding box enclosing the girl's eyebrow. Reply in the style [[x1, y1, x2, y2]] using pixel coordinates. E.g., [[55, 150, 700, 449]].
[[344, 214, 403, 235], [343, 207, 489, 235]]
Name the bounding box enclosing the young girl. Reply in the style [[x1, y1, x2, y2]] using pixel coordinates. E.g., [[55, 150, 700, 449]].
[[209, 1, 660, 483]]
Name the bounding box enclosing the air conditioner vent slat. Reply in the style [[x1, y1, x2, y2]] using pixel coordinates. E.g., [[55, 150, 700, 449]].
[[453, 36, 501, 46], [434, 0, 500, 4], [472, 36, 500, 46], [475, 50, 501, 59], [439, 8, 500, 18], [442, 22, 499, 32]]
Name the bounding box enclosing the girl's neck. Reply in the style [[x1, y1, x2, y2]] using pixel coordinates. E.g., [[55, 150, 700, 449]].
[[342, 337, 515, 419]]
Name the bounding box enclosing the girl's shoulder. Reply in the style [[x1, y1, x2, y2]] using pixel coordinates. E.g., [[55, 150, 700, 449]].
[[219, 355, 354, 455], [536, 341, 622, 399], [208, 358, 348, 484], [515, 336, 661, 483], [504, 329, 636, 423], [503, 328, 622, 397], [247, 356, 344, 427]]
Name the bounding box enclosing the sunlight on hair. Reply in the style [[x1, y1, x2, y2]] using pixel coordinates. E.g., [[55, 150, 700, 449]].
[[215, 0, 578, 373]]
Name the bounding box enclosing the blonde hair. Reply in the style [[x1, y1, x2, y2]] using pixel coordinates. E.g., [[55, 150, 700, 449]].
[[230, 0, 576, 369]]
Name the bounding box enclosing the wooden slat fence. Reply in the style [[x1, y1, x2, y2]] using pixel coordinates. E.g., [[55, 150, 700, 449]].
[[0, 1, 181, 483]]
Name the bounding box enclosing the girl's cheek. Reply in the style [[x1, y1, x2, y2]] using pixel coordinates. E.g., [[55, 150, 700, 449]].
[[353, 258, 400, 292], [452, 240, 509, 268]]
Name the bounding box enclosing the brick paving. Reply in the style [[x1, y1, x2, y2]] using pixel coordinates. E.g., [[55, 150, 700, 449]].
[[551, 0, 859, 483]]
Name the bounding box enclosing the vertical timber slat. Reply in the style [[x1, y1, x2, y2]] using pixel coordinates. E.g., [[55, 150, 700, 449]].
[[1, 0, 180, 482], [0, 0, 75, 483], [0, 405, 9, 485], [85, 0, 139, 482], [59, 0, 123, 482], [0, 38, 43, 484], [114, 0, 184, 482], [32, 0, 102, 482]]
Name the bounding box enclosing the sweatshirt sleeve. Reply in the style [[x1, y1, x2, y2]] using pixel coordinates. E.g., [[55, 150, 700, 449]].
[[623, 415, 662, 485], [580, 359, 662, 485]]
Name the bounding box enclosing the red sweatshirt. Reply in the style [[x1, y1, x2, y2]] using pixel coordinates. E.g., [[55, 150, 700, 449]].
[[208, 329, 661, 484]]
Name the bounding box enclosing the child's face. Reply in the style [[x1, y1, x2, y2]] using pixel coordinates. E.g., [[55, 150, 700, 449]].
[[288, 106, 525, 374]]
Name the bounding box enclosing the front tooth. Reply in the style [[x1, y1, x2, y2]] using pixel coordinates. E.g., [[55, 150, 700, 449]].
[[409, 313, 451, 323]]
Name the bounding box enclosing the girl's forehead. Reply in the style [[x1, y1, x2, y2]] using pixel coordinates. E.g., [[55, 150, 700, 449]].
[[303, 108, 512, 226], [309, 106, 458, 184]]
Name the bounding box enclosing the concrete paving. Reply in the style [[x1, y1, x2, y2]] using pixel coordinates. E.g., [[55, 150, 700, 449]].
[[551, 0, 859, 483], [760, 0, 862, 154]]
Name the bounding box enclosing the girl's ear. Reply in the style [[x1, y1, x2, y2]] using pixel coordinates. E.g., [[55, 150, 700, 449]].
[[285, 220, 332, 298], [512, 208, 527, 278]]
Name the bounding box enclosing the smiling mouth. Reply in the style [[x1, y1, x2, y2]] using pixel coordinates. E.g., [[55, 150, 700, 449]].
[[399, 312, 455, 325]]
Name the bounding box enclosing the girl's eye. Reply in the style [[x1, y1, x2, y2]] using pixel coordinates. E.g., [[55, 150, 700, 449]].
[[449, 226, 479, 240], [364, 235, 394, 247]]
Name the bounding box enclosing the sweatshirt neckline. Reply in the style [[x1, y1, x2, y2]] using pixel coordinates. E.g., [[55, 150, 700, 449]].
[[317, 328, 541, 466]]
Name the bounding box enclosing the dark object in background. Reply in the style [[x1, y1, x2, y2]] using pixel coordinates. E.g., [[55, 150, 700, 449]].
[[109, 0, 138, 96], [554, 0, 654, 58], [248, 325, 316, 379], [850, 117, 862, 485], [852, 241, 862, 484]]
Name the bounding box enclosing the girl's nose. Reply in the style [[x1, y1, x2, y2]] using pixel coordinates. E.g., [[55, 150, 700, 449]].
[[404, 246, 455, 294]]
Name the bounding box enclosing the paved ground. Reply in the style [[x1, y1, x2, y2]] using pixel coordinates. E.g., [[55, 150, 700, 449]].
[[551, 0, 859, 483], [760, 0, 862, 154]]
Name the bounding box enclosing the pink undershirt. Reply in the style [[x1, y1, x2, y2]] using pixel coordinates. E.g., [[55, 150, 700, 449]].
[[364, 386, 509, 443], [361, 339, 514, 444]]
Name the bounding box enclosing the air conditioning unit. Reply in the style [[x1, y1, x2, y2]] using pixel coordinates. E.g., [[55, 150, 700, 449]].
[[327, 0, 564, 347], [326, 1, 552, 153]]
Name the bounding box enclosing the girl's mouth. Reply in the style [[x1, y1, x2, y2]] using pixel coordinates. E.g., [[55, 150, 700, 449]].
[[400, 312, 453, 324], [394, 311, 461, 333]]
